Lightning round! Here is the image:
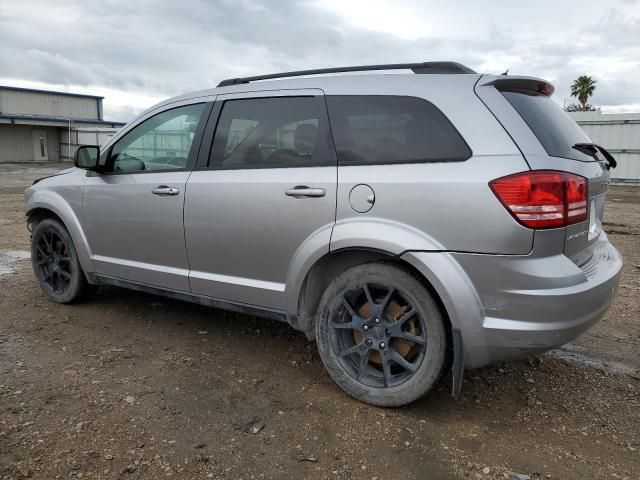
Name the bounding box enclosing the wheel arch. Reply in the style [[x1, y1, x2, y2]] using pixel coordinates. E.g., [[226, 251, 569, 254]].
[[285, 217, 447, 317], [26, 194, 94, 274], [27, 207, 64, 228], [294, 248, 454, 344]]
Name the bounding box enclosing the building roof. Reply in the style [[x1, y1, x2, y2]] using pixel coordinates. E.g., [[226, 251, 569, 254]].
[[0, 84, 104, 99], [0, 113, 125, 127], [568, 111, 640, 125]]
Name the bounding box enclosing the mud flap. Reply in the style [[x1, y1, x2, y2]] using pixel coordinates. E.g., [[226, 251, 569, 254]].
[[451, 328, 464, 397]]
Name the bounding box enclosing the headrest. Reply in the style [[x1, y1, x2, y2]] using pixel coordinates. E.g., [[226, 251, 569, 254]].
[[294, 123, 318, 153]]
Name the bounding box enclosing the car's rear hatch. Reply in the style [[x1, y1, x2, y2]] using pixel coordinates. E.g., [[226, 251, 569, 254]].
[[475, 75, 613, 264]]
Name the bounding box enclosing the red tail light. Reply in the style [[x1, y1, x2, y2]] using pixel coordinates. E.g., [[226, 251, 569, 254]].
[[490, 171, 587, 229]]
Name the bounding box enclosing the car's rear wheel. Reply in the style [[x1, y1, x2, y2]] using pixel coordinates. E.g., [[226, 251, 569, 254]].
[[31, 218, 91, 303], [315, 263, 447, 407]]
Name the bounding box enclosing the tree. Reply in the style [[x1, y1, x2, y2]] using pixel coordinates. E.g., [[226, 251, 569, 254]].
[[570, 75, 597, 108], [564, 103, 600, 112]]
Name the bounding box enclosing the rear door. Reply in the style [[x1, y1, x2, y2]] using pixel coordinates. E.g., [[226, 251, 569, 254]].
[[475, 76, 611, 261], [184, 90, 337, 310]]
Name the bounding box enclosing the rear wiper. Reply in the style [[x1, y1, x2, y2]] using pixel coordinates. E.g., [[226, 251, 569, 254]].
[[572, 143, 617, 170]]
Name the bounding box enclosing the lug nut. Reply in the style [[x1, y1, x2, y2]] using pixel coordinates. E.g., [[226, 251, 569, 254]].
[[379, 342, 386, 349], [365, 339, 373, 346], [363, 325, 369, 331]]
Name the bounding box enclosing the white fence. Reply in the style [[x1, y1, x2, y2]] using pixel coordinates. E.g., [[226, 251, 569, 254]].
[[60, 127, 120, 161]]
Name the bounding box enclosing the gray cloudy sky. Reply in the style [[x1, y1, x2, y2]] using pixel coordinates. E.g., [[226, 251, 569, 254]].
[[1, 0, 639, 121]]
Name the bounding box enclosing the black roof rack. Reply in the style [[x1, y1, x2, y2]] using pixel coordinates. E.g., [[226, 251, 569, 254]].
[[217, 62, 476, 87]]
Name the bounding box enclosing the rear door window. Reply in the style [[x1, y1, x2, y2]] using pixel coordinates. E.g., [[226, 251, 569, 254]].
[[325, 95, 471, 165], [500, 90, 593, 162], [209, 96, 333, 169]]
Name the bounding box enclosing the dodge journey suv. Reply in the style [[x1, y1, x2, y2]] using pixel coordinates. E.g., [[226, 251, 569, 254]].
[[25, 62, 623, 406]]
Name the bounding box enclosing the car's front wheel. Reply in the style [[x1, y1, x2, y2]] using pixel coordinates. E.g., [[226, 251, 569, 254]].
[[315, 263, 447, 407], [31, 218, 92, 303]]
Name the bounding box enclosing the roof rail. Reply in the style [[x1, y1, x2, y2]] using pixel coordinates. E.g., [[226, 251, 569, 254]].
[[217, 62, 476, 87]]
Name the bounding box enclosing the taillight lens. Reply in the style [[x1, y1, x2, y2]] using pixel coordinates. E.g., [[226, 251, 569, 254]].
[[490, 171, 587, 229]]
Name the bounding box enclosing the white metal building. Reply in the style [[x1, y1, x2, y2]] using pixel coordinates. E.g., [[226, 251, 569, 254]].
[[569, 112, 640, 183], [0, 85, 125, 162]]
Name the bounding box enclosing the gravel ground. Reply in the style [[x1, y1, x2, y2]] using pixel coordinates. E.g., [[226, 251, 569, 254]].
[[0, 165, 638, 480]]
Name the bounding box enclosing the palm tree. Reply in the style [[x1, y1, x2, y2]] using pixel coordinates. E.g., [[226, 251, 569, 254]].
[[570, 75, 597, 108]]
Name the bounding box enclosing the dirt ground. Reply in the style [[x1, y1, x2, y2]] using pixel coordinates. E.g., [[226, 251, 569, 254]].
[[0, 164, 638, 480]]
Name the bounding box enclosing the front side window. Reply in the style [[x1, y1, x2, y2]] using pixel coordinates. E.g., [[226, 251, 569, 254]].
[[110, 103, 205, 172], [209, 96, 331, 169], [326, 95, 471, 165]]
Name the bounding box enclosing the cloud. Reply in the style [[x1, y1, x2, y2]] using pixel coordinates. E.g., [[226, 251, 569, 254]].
[[1, 0, 639, 121]]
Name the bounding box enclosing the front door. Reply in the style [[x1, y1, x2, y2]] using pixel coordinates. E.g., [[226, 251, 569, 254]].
[[32, 130, 48, 161], [83, 102, 209, 291], [184, 92, 337, 310]]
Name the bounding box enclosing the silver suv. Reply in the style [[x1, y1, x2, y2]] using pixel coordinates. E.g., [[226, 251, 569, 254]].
[[25, 62, 623, 406]]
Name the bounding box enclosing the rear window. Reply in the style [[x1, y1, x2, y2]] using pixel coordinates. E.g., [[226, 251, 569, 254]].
[[501, 90, 593, 162], [325, 95, 471, 165]]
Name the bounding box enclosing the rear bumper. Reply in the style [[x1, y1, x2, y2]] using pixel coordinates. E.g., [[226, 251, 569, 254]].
[[403, 231, 622, 369], [453, 232, 622, 368]]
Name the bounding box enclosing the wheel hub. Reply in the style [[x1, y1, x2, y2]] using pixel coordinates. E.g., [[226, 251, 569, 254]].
[[353, 298, 415, 366], [358, 324, 386, 343]]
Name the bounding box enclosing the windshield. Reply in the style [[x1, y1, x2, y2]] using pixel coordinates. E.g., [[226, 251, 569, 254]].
[[501, 89, 594, 162]]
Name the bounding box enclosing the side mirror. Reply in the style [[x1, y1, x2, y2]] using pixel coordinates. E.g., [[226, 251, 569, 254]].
[[74, 145, 100, 170]]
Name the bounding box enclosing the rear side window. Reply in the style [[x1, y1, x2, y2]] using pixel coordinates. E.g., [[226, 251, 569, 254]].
[[209, 96, 333, 169], [325, 95, 471, 165], [500, 90, 593, 162]]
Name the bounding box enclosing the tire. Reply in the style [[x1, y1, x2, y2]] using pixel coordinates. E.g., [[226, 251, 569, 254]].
[[31, 218, 92, 304], [315, 263, 447, 407]]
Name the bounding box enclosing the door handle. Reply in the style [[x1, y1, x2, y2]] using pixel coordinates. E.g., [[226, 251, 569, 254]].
[[151, 185, 180, 196], [285, 186, 326, 198]]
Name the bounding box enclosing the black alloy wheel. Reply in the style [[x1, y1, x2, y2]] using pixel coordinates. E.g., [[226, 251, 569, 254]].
[[30, 218, 92, 304], [329, 283, 428, 388], [315, 263, 447, 407], [33, 227, 73, 295]]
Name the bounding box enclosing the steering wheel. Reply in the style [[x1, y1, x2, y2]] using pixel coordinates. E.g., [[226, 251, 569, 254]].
[[114, 155, 145, 172]]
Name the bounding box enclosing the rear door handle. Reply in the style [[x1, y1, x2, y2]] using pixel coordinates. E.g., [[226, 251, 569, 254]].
[[151, 185, 180, 196], [285, 186, 326, 198]]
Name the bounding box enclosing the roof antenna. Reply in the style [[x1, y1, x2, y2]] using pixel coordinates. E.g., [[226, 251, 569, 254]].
[[501, 69, 509, 76]]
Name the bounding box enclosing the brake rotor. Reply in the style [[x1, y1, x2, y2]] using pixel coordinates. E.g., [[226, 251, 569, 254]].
[[353, 297, 417, 366]]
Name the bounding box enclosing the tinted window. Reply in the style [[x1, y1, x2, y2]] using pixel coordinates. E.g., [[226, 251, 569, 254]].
[[325, 95, 471, 165], [209, 96, 331, 169], [110, 103, 205, 172], [501, 90, 593, 162]]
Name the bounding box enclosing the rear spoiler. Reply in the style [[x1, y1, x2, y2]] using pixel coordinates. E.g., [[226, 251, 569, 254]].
[[477, 75, 555, 97]]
